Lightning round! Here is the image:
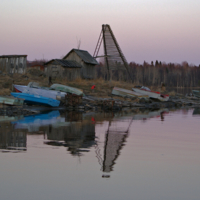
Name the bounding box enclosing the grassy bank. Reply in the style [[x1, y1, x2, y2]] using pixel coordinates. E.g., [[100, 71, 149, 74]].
[[0, 71, 170, 97]]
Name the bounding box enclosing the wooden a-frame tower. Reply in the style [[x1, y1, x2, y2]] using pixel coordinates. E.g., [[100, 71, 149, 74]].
[[93, 24, 133, 82]]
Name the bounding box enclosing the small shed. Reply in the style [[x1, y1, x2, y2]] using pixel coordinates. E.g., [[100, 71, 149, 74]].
[[45, 59, 82, 81], [63, 49, 99, 79], [0, 55, 27, 74]]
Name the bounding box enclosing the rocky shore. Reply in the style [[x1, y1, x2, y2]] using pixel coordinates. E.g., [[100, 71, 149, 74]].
[[1, 92, 199, 117]]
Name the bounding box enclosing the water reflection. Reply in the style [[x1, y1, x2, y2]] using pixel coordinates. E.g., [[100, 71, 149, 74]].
[[0, 108, 168, 164], [95, 108, 168, 178], [193, 108, 200, 115], [11, 111, 62, 132], [0, 124, 26, 152], [45, 118, 96, 156], [1, 108, 200, 200]]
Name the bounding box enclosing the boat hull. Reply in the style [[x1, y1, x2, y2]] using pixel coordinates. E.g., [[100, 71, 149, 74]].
[[0, 96, 24, 106], [132, 88, 169, 101], [11, 92, 60, 107], [112, 87, 148, 98], [50, 84, 84, 96], [192, 90, 200, 98], [13, 84, 66, 100]]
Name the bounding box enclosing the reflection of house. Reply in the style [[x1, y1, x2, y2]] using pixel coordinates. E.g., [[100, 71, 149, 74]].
[[63, 49, 98, 79], [44, 59, 82, 80], [0, 55, 27, 74], [0, 124, 27, 151], [46, 121, 96, 156]]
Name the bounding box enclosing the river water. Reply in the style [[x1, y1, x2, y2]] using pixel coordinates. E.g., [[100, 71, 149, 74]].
[[0, 108, 200, 200]]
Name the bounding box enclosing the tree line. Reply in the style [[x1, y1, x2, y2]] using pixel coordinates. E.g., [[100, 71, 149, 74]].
[[95, 61, 200, 87], [28, 59, 200, 87]]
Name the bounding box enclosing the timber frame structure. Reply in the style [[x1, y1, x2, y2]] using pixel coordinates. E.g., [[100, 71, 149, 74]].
[[93, 24, 133, 82]]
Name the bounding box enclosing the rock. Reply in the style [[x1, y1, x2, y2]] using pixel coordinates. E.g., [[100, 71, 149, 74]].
[[139, 98, 148, 104]]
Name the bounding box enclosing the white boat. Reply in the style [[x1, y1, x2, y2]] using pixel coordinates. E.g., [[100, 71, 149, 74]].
[[192, 90, 200, 98], [13, 83, 66, 100], [50, 84, 84, 96], [132, 86, 169, 101], [112, 87, 148, 98]]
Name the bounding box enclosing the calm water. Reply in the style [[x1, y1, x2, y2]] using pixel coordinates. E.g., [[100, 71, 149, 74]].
[[0, 108, 200, 200]]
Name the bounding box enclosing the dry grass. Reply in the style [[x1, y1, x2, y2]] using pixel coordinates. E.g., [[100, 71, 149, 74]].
[[52, 77, 136, 97], [0, 73, 174, 98], [0, 73, 136, 97], [167, 90, 176, 96], [0, 88, 12, 96]]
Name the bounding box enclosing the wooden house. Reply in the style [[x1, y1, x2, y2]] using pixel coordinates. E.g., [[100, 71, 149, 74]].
[[0, 55, 27, 74], [45, 59, 82, 81], [63, 49, 99, 79]]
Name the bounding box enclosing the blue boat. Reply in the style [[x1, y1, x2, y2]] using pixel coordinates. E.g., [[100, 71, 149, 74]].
[[11, 92, 60, 107]]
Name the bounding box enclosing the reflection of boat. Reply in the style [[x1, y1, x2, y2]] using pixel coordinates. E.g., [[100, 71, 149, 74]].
[[192, 90, 200, 98], [0, 115, 23, 122], [131, 109, 168, 120], [12, 110, 63, 132], [13, 83, 66, 100], [132, 87, 169, 101], [11, 92, 60, 107]]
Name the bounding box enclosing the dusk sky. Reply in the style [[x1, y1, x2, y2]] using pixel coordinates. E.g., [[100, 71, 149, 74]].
[[1, 0, 200, 65]]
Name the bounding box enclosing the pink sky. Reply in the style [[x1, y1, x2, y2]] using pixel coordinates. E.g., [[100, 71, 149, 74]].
[[1, 0, 200, 65]]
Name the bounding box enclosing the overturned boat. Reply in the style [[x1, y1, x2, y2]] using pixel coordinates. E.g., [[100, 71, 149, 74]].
[[50, 84, 84, 96], [0, 96, 24, 106], [192, 90, 200, 98], [112, 87, 148, 99], [132, 86, 169, 101], [11, 92, 60, 107], [13, 82, 66, 100]]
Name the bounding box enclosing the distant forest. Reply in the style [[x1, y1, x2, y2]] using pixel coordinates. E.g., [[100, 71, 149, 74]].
[[96, 61, 200, 87], [28, 59, 200, 87]]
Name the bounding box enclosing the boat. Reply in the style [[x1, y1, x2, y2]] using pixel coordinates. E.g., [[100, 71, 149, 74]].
[[192, 90, 200, 98], [132, 86, 169, 101], [11, 92, 60, 107], [111, 87, 148, 98], [50, 84, 84, 96], [0, 96, 24, 106], [13, 83, 66, 100]]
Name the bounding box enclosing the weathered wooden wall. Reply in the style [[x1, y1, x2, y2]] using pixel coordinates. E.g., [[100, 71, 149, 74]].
[[46, 64, 81, 80], [64, 52, 95, 79], [0, 56, 27, 74]]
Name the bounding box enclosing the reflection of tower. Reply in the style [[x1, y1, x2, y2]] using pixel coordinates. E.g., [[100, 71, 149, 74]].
[[96, 118, 132, 178], [103, 129, 127, 173]]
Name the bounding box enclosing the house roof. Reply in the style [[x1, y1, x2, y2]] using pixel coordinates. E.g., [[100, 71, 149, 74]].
[[0, 55, 27, 58], [45, 59, 82, 68], [63, 49, 99, 65]]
